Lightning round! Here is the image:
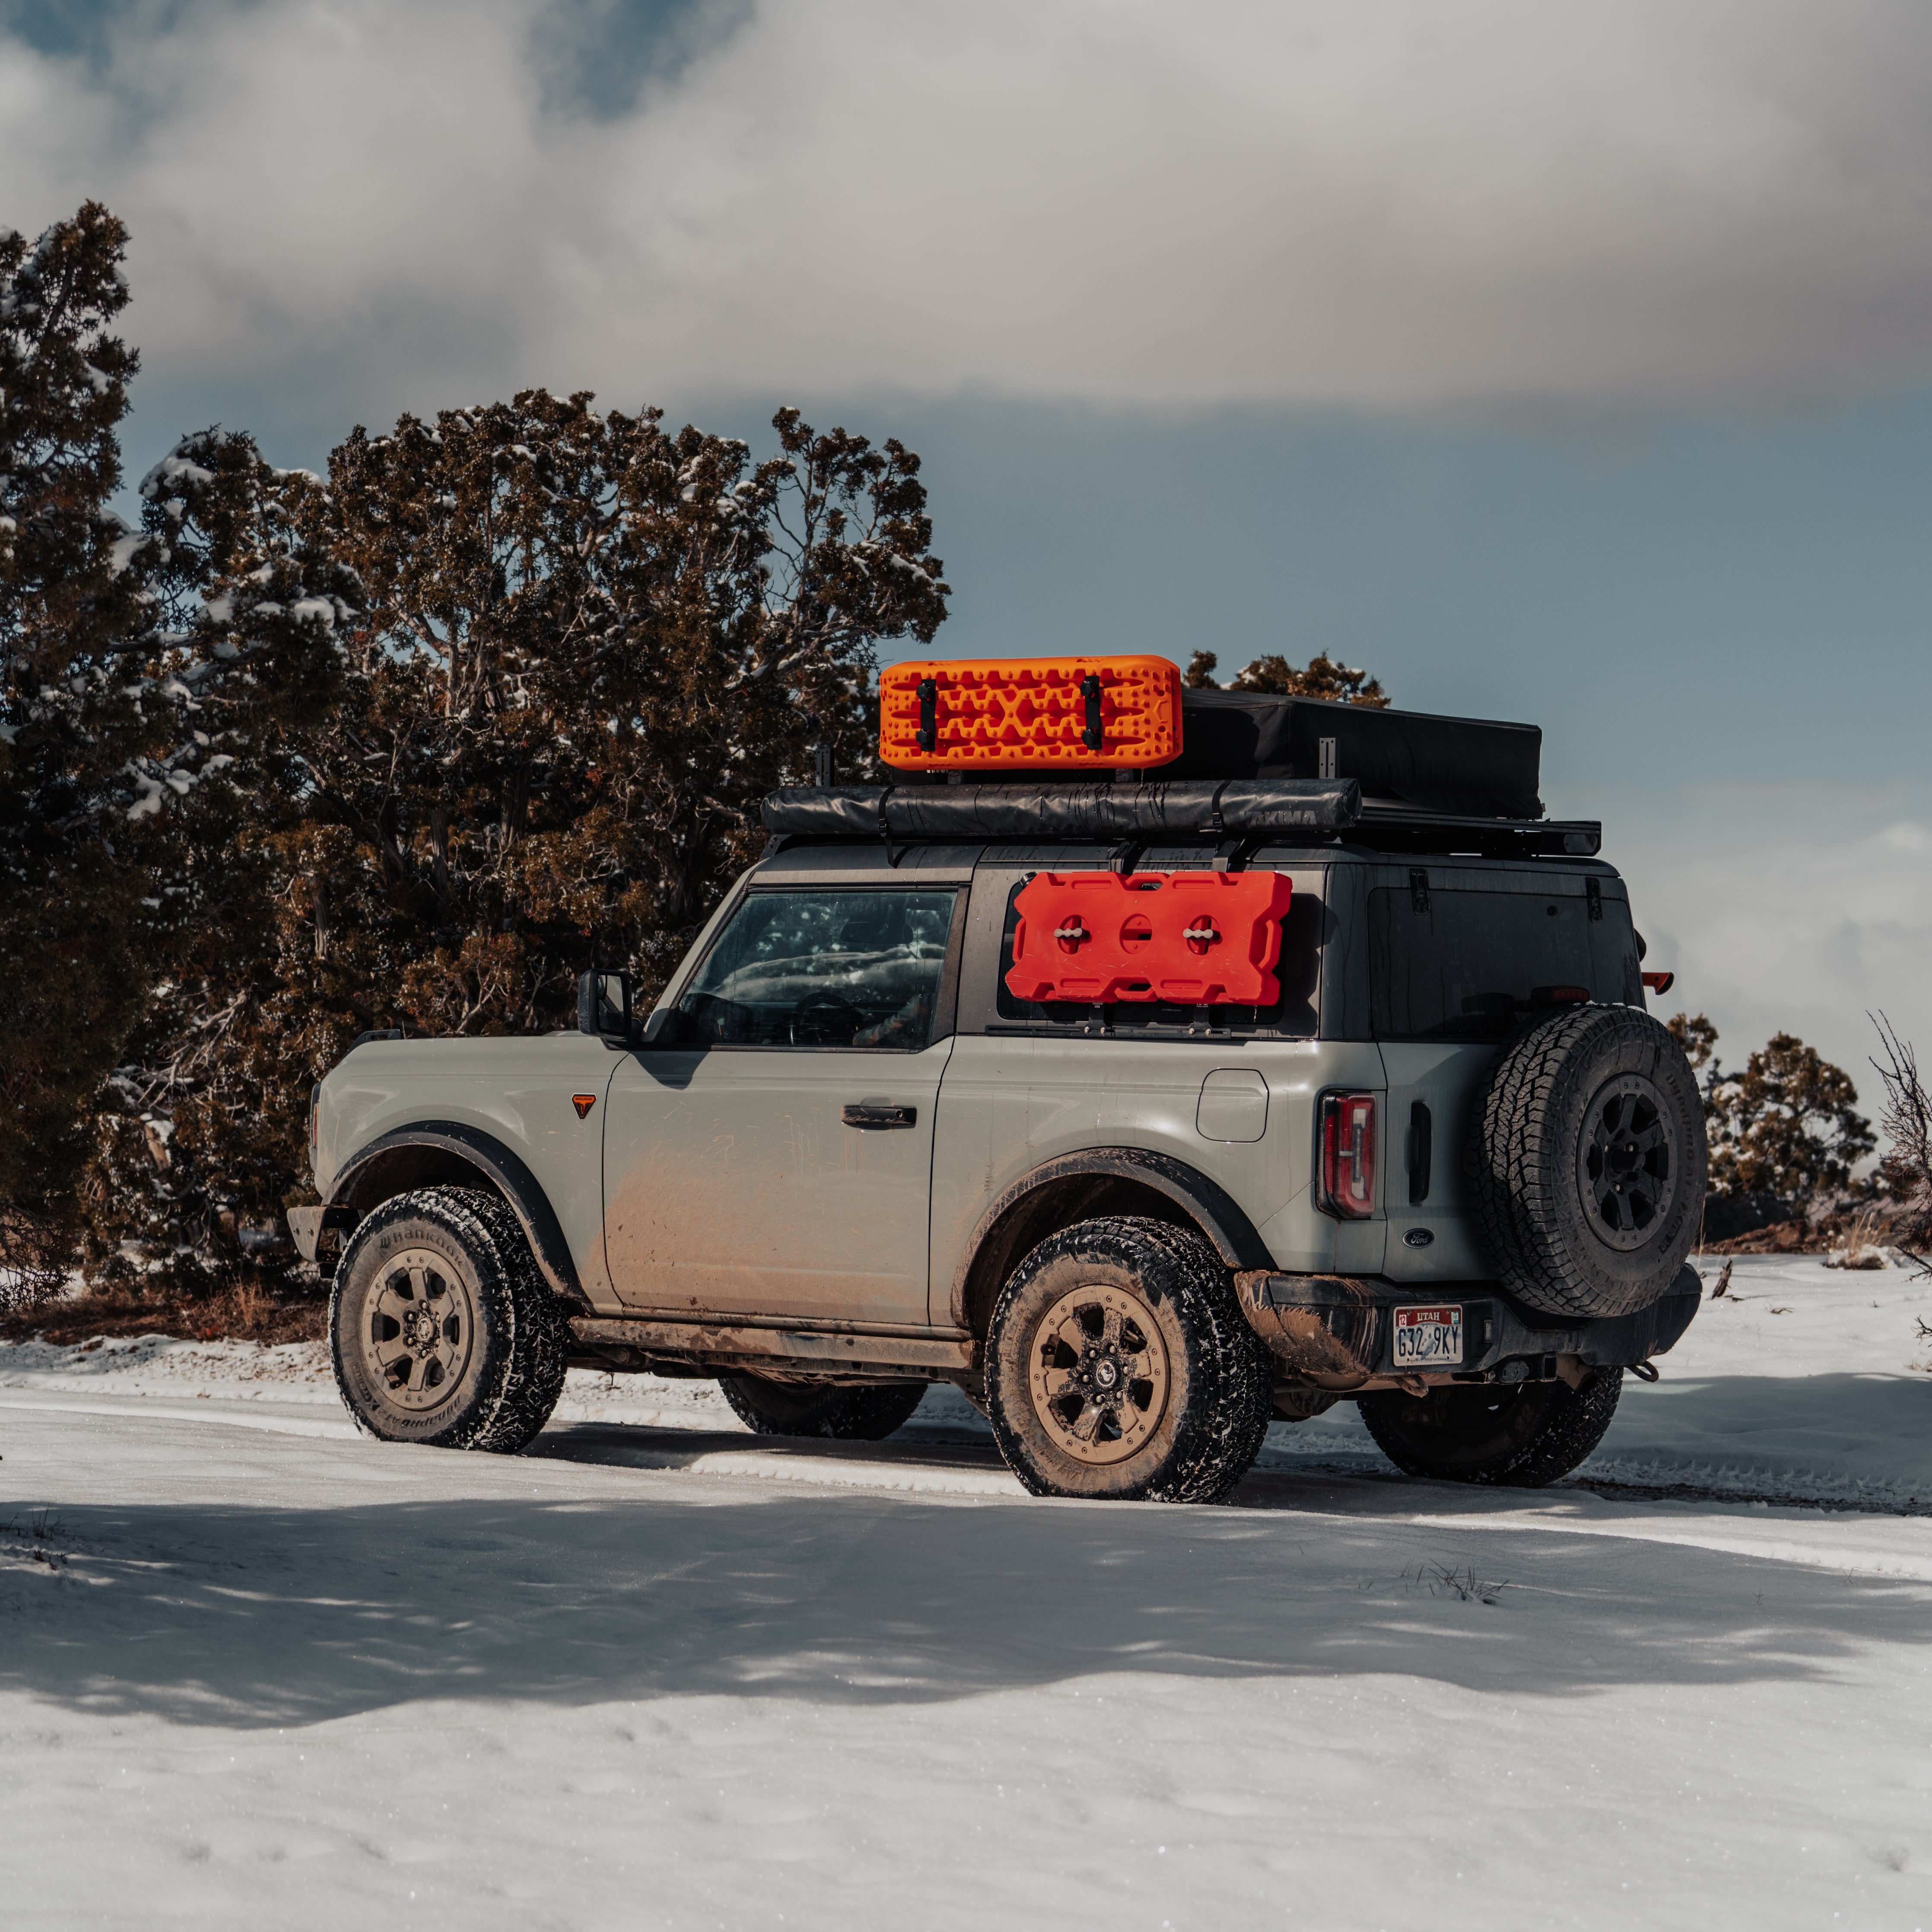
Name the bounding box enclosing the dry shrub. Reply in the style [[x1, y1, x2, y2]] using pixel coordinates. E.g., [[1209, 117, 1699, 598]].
[[0, 1206, 69, 1313], [1824, 1210, 1888, 1271]]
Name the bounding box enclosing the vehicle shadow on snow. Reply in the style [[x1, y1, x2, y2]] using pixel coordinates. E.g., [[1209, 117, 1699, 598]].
[[6, 1450, 1931, 1729]]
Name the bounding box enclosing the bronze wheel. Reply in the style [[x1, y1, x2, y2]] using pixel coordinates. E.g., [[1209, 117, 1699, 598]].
[[1026, 1283, 1173, 1466], [359, 1246, 479, 1413], [985, 1216, 1269, 1503], [330, 1187, 567, 1451]]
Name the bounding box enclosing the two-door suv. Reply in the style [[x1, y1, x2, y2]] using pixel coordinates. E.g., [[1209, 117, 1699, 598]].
[[292, 655, 1707, 1503]]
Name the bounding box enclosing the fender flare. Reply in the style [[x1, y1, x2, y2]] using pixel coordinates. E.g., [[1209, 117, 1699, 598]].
[[327, 1121, 585, 1306], [950, 1146, 1274, 1331]]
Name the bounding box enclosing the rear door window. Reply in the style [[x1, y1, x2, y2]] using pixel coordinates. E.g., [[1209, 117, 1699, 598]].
[[1369, 885, 1641, 1042]]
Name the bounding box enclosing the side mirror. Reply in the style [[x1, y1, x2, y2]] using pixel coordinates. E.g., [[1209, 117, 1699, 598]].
[[576, 969, 636, 1046]]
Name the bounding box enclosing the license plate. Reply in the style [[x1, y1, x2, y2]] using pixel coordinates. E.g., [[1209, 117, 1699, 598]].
[[1393, 1305, 1463, 1368]]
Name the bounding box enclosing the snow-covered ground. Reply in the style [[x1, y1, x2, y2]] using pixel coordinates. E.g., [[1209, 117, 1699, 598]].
[[3, 1257, 1929, 1929]]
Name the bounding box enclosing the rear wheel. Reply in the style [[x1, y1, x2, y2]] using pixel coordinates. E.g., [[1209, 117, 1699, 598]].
[[1359, 1368, 1623, 1488], [330, 1187, 568, 1452], [719, 1374, 927, 1440], [985, 1216, 1271, 1503]]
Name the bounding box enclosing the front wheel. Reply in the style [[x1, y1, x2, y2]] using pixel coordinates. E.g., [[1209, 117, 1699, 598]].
[[330, 1187, 569, 1452], [985, 1216, 1271, 1503], [1358, 1368, 1623, 1488]]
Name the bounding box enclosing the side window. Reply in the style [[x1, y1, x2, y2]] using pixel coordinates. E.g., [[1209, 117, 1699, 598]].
[[1368, 886, 1642, 1041], [673, 889, 959, 1050]]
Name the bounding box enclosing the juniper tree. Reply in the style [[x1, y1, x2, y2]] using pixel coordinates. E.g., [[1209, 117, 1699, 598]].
[[0, 204, 151, 1239], [2, 205, 348, 1289], [1668, 1014, 1877, 1203], [89, 392, 948, 1284], [78, 432, 356, 1284], [1183, 649, 1389, 705]]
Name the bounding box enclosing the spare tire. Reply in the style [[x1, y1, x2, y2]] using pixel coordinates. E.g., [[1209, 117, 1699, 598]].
[[1468, 1004, 1706, 1319]]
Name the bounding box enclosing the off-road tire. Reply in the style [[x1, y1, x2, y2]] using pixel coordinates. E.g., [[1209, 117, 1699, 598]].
[[330, 1187, 569, 1452], [719, 1374, 927, 1440], [985, 1216, 1271, 1503], [1469, 1004, 1706, 1319], [1360, 1368, 1623, 1488]]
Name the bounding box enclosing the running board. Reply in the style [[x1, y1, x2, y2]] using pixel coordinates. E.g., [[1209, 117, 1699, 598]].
[[567, 1315, 978, 1375]]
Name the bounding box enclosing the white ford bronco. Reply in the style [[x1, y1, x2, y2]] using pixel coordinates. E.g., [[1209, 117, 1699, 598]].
[[292, 660, 1706, 1503]]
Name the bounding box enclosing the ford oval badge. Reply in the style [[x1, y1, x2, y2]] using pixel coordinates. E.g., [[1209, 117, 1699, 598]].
[[1403, 1227, 1435, 1248]]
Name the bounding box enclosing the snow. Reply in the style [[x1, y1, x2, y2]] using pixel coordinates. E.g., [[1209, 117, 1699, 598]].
[[3, 1257, 1930, 1929]]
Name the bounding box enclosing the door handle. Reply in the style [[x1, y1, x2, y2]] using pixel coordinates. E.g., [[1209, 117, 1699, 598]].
[[842, 1103, 917, 1130]]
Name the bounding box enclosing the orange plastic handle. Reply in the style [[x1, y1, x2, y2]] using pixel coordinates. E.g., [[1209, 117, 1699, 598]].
[[1006, 871, 1295, 1004]]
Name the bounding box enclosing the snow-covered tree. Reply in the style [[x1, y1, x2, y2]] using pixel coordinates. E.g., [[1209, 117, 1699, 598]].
[[86, 391, 948, 1287], [0, 204, 153, 1246], [2, 202, 350, 1290], [1183, 649, 1389, 706], [1671, 1015, 1877, 1203]]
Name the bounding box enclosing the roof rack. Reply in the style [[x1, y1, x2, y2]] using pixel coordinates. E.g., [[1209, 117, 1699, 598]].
[[760, 782, 1602, 859]]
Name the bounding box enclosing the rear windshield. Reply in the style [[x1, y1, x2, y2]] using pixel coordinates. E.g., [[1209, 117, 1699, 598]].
[[994, 876, 1321, 1036], [1369, 885, 1641, 1042]]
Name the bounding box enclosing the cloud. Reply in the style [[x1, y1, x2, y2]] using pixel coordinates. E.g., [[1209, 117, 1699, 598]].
[[1552, 780, 1932, 1121], [9, 0, 1932, 424]]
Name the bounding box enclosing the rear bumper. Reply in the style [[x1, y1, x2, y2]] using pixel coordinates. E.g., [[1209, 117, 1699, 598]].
[[1237, 1265, 1701, 1387]]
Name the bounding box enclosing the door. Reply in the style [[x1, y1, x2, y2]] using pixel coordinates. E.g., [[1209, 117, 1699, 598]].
[[1368, 876, 1643, 1282], [603, 885, 961, 1325]]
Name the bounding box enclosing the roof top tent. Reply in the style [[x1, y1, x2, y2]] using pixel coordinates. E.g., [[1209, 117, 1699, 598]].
[[769, 655, 1596, 860]]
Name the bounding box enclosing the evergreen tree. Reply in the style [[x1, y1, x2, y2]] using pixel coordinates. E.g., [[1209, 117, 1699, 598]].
[[1183, 649, 1389, 706], [1, 204, 150, 1253], [86, 392, 948, 1285], [2, 205, 347, 1294], [1665, 1011, 1718, 1074], [78, 433, 356, 1285], [1669, 1014, 1876, 1202]]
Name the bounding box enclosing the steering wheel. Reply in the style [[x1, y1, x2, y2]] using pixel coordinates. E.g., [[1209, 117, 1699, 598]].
[[791, 991, 863, 1046]]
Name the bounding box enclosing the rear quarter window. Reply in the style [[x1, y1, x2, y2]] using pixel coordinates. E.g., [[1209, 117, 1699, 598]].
[[994, 874, 1323, 1036], [1369, 884, 1642, 1042]]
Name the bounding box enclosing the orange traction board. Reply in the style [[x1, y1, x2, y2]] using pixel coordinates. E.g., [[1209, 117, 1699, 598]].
[[880, 655, 1182, 772], [1006, 871, 1295, 1005]]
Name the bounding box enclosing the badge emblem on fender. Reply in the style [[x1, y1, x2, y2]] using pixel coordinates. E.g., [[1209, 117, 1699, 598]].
[[571, 1094, 597, 1119]]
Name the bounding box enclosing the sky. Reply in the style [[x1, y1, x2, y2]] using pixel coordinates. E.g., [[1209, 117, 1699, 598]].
[[5, 0, 1929, 1106]]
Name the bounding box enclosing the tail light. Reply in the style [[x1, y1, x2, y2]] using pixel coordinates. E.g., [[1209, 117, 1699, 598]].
[[309, 1084, 321, 1158], [1319, 1093, 1377, 1219]]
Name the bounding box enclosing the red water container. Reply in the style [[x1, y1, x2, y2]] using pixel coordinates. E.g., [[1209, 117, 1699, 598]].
[[1005, 871, 1295, 1005]]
